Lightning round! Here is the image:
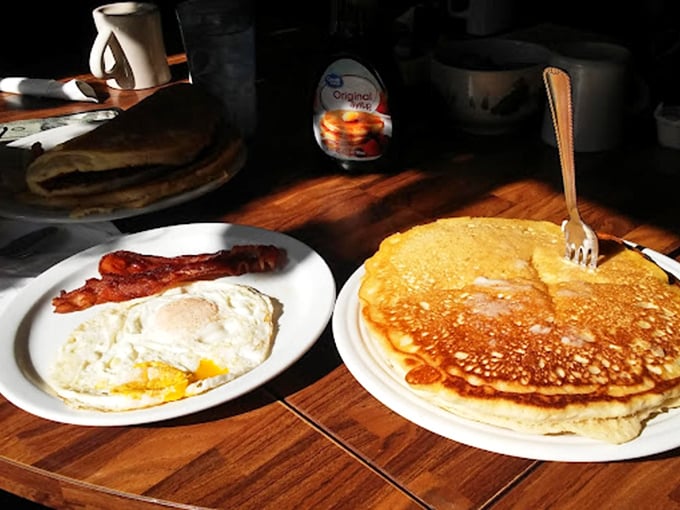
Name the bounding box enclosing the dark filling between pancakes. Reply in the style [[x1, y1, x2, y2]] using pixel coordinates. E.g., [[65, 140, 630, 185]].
[[38, 164, 172, 192]]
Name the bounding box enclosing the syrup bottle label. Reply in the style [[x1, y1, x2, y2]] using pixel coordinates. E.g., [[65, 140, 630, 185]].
[[313, 57, 392, 162]]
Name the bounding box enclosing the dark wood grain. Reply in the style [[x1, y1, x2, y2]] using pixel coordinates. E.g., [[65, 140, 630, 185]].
[[278, 365, 538, 510], [0, 389, 422, 509], [491, 453, 680, 509]]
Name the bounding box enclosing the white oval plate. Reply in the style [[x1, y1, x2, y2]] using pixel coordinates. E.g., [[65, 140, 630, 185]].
[[333, 249, 680, 462], [0, 223, 336, 426]]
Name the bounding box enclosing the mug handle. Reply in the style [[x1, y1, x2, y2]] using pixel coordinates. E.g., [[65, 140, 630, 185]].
[[89, 29, 123, 79]]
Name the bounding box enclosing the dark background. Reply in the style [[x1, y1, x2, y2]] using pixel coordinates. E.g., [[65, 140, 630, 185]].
[[0, 1, 319, 77], [2, 1, 680, 104]]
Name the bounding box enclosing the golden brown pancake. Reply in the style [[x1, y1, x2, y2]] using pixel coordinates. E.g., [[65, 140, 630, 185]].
[[19, 127, 243, 218], [25, 83, 226, 197], [18, 83, 243, 217], [359, 217, 680, 443]]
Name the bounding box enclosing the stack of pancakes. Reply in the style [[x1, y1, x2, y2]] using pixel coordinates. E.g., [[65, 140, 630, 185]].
[[359, 217, 680, 443], [20, 83, 243, 218], [319, 109, 385, 156]]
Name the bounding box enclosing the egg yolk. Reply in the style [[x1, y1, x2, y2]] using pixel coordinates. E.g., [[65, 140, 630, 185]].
[[113, 361, 189, 401], [195, 359, 229, 379], [112, 360, 229, 402]]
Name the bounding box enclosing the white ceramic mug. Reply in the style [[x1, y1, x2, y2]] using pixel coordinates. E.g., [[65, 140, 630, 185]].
[[89, 2, 171, 90], [541, 42, 633, 152], [447, 0, 515, 36], [430, 38, 550, 134]]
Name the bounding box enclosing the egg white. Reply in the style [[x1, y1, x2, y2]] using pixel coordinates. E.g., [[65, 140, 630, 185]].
[[47, 280, 275, 411]]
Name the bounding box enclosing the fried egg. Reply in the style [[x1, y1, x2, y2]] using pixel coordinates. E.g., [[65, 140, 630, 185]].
[[47, 280, 275, 411]]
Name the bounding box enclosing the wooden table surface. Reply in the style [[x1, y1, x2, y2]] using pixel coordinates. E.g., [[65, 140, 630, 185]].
[[2, 46, 680, 510]]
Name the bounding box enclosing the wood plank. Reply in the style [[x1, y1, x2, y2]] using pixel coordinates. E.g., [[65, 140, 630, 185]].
[[492, 455, 680, 509], [0, 389, 421, 509], [278, 365, 537, 510]]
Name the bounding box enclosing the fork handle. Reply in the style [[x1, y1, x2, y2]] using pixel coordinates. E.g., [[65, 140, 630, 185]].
[[543, 66, 580, 221]]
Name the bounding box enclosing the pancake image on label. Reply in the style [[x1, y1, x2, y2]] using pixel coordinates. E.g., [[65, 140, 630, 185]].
[[319, 110, 387, 158], [358, 217, 680, 443], [47, 280, 275, 412]]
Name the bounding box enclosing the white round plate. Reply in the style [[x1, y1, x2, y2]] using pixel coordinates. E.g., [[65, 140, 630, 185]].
[[333, 249, 680, 462], [0, 223, 336, 426]]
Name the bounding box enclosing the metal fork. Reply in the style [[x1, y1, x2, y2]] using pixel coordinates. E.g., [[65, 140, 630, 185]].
[[543, 66, 599, 269]]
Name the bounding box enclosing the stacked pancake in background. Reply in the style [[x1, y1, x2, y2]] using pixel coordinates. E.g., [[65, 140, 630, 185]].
[[359, 217, 680, 443], [18, 83, 243, 218]]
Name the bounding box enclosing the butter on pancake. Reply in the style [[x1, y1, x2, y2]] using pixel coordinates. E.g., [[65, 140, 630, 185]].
[[359, 217, 680, 443], [48, 280, 275, 411]]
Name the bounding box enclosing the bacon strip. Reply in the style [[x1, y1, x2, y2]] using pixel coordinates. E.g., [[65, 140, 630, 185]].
[[52, 245, 287, 313]]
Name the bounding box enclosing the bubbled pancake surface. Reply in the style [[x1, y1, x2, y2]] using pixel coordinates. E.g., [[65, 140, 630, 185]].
[[358, 217, 680, 443]]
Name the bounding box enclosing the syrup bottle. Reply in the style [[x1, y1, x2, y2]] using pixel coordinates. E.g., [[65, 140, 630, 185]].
[[312, 0, 400, 172]]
